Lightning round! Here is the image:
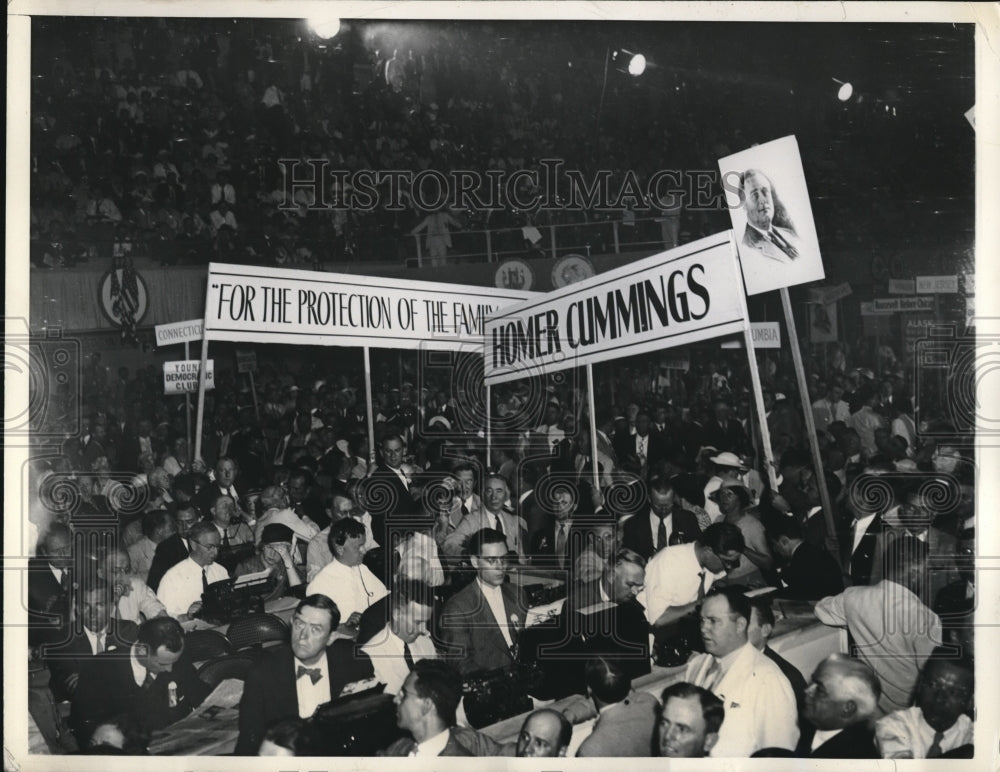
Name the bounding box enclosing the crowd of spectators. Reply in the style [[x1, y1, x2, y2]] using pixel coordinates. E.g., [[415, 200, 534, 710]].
[[29, 19, 972, 269], [25, 314, 975, 757]]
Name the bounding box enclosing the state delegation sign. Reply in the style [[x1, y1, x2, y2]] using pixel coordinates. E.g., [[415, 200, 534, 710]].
[[203, 263, 536, 350], [484, 232, 749, 385], [164, 360, 214, 394]]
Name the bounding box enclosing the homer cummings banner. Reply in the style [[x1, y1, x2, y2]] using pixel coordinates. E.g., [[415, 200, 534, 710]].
[[483, 232, 749, 386]]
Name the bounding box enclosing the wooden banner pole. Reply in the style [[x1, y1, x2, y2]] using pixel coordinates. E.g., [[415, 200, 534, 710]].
[[781, 287, 839, 555]]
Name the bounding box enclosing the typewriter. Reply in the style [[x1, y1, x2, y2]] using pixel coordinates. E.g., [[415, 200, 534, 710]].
[[652, 611, 704, 668], [305, 680, 402, 756], [461, 661, 543, 728], [197, 572, 276, 625]]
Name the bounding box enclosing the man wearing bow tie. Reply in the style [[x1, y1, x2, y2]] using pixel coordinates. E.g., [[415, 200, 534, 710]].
[[236, 594, 375, 754]]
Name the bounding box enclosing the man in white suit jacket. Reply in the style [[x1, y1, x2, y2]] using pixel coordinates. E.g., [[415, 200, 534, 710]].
[[684, 587, 799, 757]]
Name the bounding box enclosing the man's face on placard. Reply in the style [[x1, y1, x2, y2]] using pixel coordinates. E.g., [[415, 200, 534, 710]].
[[743, 170, 774, 230]]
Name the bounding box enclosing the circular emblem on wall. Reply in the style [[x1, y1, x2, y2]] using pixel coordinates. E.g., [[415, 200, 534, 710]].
[[552, 254, 595, 289], [98, 264, 150, 328], [495, 259, 534, 291]]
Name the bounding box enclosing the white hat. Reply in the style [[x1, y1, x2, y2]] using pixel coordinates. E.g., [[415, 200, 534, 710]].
[[709, 451, 746, 469], [428, 415, 452, 430]]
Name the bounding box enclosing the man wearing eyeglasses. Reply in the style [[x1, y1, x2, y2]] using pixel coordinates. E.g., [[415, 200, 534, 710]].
[[156, 522, 229, 620], [639, 522, 746, 630], [439, 528, 529, 675]]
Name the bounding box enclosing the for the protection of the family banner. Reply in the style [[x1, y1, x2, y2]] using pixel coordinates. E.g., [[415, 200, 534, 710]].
[[483, 232, 750, 386], [202, 263, 535, 349]]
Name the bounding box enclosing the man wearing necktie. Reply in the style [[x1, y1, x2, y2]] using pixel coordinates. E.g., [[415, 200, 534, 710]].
[[236, 594, 375, 754], [362, 579, 437, 695], [739, 169, 804, 264], [875, 650, 974, 759], [623, 476, 702, 560], [439, 529, 529, 675], [155, 522, 229, 620], [442, 474, 528, 563], [69, 616, 210, 746], [529, 482, 576, 570], [45, 578, 139, 700]]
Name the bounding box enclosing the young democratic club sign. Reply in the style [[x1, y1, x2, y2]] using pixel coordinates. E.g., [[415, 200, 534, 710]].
[[484, 232, 749, 385], [202, 263, 536, 350]]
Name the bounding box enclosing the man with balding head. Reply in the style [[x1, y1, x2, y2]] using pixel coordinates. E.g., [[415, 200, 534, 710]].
[[795, 653, 881, 757], [254, 484, 320, 546], [516, 709, 572, 757], [442, 473, 527, 562]]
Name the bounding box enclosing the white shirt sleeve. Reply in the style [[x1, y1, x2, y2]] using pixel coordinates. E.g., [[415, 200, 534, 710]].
[[814, 592, 847, 627]]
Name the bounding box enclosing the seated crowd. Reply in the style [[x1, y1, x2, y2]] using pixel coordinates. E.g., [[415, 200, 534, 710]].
[[26, 342, 975, 757]]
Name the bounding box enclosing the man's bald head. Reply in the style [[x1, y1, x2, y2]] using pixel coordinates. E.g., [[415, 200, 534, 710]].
[[516, 709, 572, 757]]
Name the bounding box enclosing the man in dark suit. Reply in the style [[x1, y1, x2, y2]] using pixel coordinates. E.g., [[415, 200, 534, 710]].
[[559, 548, 650, 682], [795, 653, 881, 758], [363, 434, 419, 548], [622, 476, 701, 560], [194, 456, 248, 522], [613, 411, 668, 479], [739, 169, 804, 264], [28, 523, 74, 646], [45, 578, 139, 700], [438, 528, 528, 675], [119, 417, 161, 473], [843, 497, 889, 587], [382, 660, 473, 756], [529, 479, 577, 570], [236, 594, 375, 754], [769, 516, 845, 600], [700, 399, 750, 457], [146, 505, 199, 592], [69, 616, 210, 745]]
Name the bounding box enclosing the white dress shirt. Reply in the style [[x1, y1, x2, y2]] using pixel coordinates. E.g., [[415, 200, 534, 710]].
[[130, 645, 152, 687], [413, 728, 450, 757], [478, 580, 513, 647], [293, 654, 332, 719], [362, 625, 438, 694], [114, 576, 167, 624], [639, 542, 722, 625], [83, 626, 108, 655], [648, 511, 673, 551], [685, 641, 799, 757], [851, 513, 877, 554], [875, 706, 973, 758], [156, 558, 229, 617], [306, 559, 388, 621]]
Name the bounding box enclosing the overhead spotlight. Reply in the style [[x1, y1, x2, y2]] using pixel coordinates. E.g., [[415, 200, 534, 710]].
[[832, 78, 853, 102], [308, 17, 341, 39], [628, 54, 647, 77]]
